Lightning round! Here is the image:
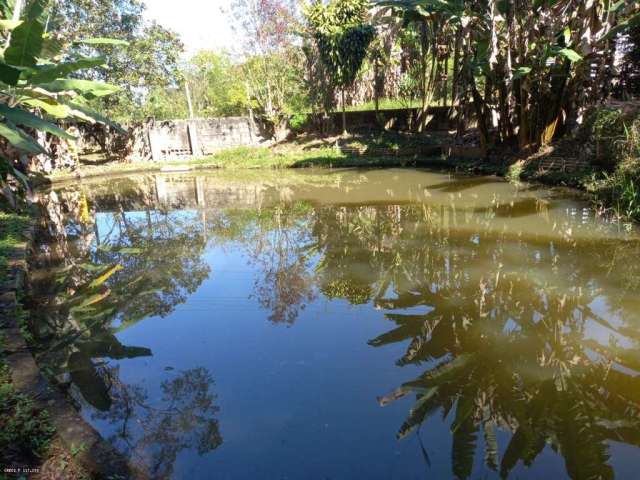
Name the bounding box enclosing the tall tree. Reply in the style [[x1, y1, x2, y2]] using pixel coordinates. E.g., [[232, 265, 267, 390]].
[[305, 0, 375, 135], [51, 0, 184, 120], [183, 51, 248, 118], [231, 0, 305, 140]]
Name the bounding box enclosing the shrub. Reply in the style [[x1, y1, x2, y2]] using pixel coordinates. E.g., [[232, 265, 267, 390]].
[[587, 159, 640, 221], [0, 364, 55, 460], [506, 160, 525, 183], [289, 113, 310, 133], [583, 108, 626, 166]]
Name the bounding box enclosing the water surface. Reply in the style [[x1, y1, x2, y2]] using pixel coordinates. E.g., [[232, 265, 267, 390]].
[[29, 169, 640, 479]]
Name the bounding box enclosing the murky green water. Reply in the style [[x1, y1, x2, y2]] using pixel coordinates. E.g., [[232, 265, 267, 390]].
[[28, 169, 640, 479]]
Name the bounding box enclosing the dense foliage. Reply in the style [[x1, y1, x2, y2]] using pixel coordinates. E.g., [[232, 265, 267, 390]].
[[305, 0, 375, 133], [376, 0, 640, 150], [51, 0, 183, 121], [0, 0, 124, 206]]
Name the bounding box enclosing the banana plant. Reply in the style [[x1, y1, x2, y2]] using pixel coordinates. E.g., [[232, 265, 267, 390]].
[[0, 0, 126, 207]]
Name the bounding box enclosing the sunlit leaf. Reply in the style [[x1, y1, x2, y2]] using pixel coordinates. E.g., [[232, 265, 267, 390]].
[[4, 19, 45, 67], [75, 37, 130, 46], [0, 104, 75, 139], [557, 48, 582, 63], [87, 263, 123, 289], [0, 121, 46, 154]]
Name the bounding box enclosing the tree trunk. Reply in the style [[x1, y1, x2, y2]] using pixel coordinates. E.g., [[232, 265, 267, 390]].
[[374, 60, 380, 113], [341, 88, 347, 136]]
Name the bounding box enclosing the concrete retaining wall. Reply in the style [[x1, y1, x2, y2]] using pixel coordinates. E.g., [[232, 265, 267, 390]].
[[79, 106, 476, 163], [148, 117, 264, 161]]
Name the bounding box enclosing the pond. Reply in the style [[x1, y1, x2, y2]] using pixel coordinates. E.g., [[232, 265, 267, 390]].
[[28, 169, 640, 479]]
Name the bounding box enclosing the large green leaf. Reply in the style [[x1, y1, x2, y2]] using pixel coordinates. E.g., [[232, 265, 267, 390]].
[[557, 48, 582, 63], [0, 62, 21, 85], [37, 78, 120, 98], [75, 37, 130, 46], [0, 121, 46, 154], [0, 104, 75, 139], [24, 0, 49, 21], [27, 57, 107, 84], [40, 34, 66, 60], [21, 98, 72, 118], [4, 19, 44, 67], [599, 12, 640, 43], [64, 100, 126, 133]]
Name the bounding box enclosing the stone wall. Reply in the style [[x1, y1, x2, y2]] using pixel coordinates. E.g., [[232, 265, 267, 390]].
[[77, 107, 476, 164], [148, 117, 266, 161]]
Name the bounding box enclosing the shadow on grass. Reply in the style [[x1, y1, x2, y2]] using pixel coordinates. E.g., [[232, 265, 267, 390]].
[[290, 154, 450, 169]]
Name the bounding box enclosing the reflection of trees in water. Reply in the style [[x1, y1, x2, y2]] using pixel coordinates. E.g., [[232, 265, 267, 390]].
[[31, 178, 640, 478], [306, 203, 640, 479], [205, 203, 317, 325], [30, 188, 211, 411], [94, 367, 222, 479]]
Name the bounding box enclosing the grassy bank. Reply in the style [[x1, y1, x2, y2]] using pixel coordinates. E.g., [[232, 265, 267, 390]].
[[0, 356, 55, 473], [45, 132, 448, 182]]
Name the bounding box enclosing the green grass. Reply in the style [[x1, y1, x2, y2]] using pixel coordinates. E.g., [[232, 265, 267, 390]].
[[45, 131, 451, 181], [196, 145, 344, 168], [0, 211, 29, 283], [0, 361, 55, 463], [586, 160, 640, 222]]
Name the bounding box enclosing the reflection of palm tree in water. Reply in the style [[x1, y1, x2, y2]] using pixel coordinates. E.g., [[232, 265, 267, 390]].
[[311, 203, 640, 479], [94, 367, 223, 479]]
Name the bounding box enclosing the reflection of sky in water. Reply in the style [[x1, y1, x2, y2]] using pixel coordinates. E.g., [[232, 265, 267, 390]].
[[33, 170, 640, 479]]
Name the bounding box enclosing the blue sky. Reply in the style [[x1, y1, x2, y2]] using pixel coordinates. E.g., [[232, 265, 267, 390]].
[[144, 0, 238, 56]]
